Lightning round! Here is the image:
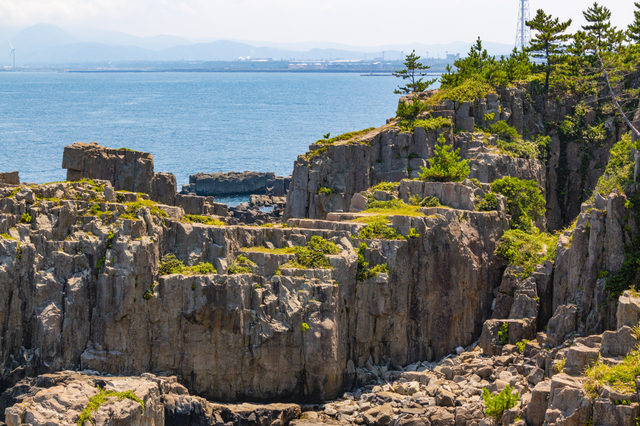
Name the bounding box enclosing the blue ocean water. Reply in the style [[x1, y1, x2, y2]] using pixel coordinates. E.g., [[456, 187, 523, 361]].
[[0, 72, 427, 192]]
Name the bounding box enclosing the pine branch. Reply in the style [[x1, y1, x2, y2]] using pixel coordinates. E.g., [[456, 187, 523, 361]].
[[597, 53, 640, 139]]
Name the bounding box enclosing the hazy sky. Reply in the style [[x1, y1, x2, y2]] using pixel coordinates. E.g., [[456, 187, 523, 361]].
[[0, 0, 636, 45]]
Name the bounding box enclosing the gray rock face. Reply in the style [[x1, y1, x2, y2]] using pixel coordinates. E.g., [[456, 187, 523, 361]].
[[62, 142, 177, 206], [0, 172, 19, 186], [3, 371, 301, 426], [0, 178, 509, 405], [186, 172, 291, 197], [617, 290, 640, 330], [284, 122, 545, 221], [552, 193, 630, 336], [398, 181, 476, 211]]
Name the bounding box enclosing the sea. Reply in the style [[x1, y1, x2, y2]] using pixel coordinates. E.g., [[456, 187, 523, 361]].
[[0, 71, 436, 204]]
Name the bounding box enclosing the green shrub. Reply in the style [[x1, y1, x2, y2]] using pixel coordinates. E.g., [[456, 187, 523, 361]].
[[190, 262, 217, 275], [356, 243, 390, 280], [95, 256, 106, 278], [516, 340, 530, 353], [77, 387, 144, 426], [499, 322, 509, 345], [399, 116, 453, 133], [357, 217, 405, 240], [491, 177, 545, 232], [475, 192, 499, 212], [495, 229, 558, 279], [396, 98, 428, 119], [142, 289, 154, 300], [228, 264, 253, 274], [592, 133, 635, 197], [159, 254, 188, 275], [301, 322, 310, 332], [482, 385, 520, 421], [20, 213, 32, 224], [490, 121, 520, 142], [317, 187, 332, 195], [289, 236, 340, 269], [408, 228, 420, 239], [418, 196, 441, 208], [235, 254, 256, 265], [182, 214, 225, 226], [370, 264, 390, 275], [371, 181, 399, 192], [121, 199, 167, 220], [106, 231, 115, 249], [432, 78, 494, 103], [419, 136, 470, 182], [496, 138, 542, 160]]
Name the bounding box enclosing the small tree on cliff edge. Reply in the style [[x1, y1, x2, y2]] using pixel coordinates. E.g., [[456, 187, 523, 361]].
[[526, 9, 573, 94], [419, 135, 470, 182], [393, 50, 437, 94]]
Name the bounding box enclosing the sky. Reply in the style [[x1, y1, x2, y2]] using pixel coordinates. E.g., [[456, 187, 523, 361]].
[[0, 0, 636, 46]]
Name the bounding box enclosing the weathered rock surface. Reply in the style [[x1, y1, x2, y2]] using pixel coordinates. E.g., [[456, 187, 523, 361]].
[[185, 172, 291, 197], [62, 142, 177, 206], [2, 371, 301, 426], [0, 175, 509, 408], [0, 172, 19, 186]]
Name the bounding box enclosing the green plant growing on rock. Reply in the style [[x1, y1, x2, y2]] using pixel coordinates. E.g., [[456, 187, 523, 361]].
[[191, 262, 217, 275], [301, 322, 310, 332], [407, 228, 420, 239], [482, 385, 520, 421], [19, 213, 32, 224], [475, 192, 499, 212], [419, 136, 470, 182], [182, 214, 225, 226], [95, 256, 106, 278], [228, 264, 253, 275], [495, 229, 558, 279], [77, 387, 144, 426], [356, 243, 390, 280], [491, 177, 545, 232], [516, 340, 530, 353], [399, 116, 452, 133], [317, 187, 332, 195], [159, 254, 188, 275], [287, 236, 340, 269], [371, 182, 399, 192], [357, 217, 405, 240], [498, 322, 509, 345]]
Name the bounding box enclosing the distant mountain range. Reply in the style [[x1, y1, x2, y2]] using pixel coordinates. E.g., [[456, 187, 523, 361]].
[[1, 23, 517, 67]]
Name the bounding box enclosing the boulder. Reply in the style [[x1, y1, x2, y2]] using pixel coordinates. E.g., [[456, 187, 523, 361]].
[[617, 290, 640, 330], [546, 305, 578, 347], [564, 344, 600, 375], [592, 398, 639, 426], [600, 326, 638, 358], [0, 171, 19, 185], [526, 381, 550, 426]]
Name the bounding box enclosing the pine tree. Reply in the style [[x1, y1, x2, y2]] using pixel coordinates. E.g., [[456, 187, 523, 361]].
[[582, 2, 624, 52], [393, 50, 436, 94], [526, 9, 572, 94], [419, 135, 470, 182], [628, 2, 640, 44]]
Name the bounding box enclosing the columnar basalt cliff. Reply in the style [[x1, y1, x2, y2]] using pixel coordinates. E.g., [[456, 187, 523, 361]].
[[284, 86, 631, 232], [0, 175, 508, 408], [2, 81, 640, 426]]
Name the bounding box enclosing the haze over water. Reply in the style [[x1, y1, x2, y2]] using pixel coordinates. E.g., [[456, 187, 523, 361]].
[[0, 72, 418, 191]]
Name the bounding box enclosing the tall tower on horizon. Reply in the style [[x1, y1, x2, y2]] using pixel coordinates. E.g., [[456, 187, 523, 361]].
[[515, 0, 531, 49]]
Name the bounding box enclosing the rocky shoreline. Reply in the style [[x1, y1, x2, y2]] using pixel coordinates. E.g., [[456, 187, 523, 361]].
[[1, 80, 640, 425]]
